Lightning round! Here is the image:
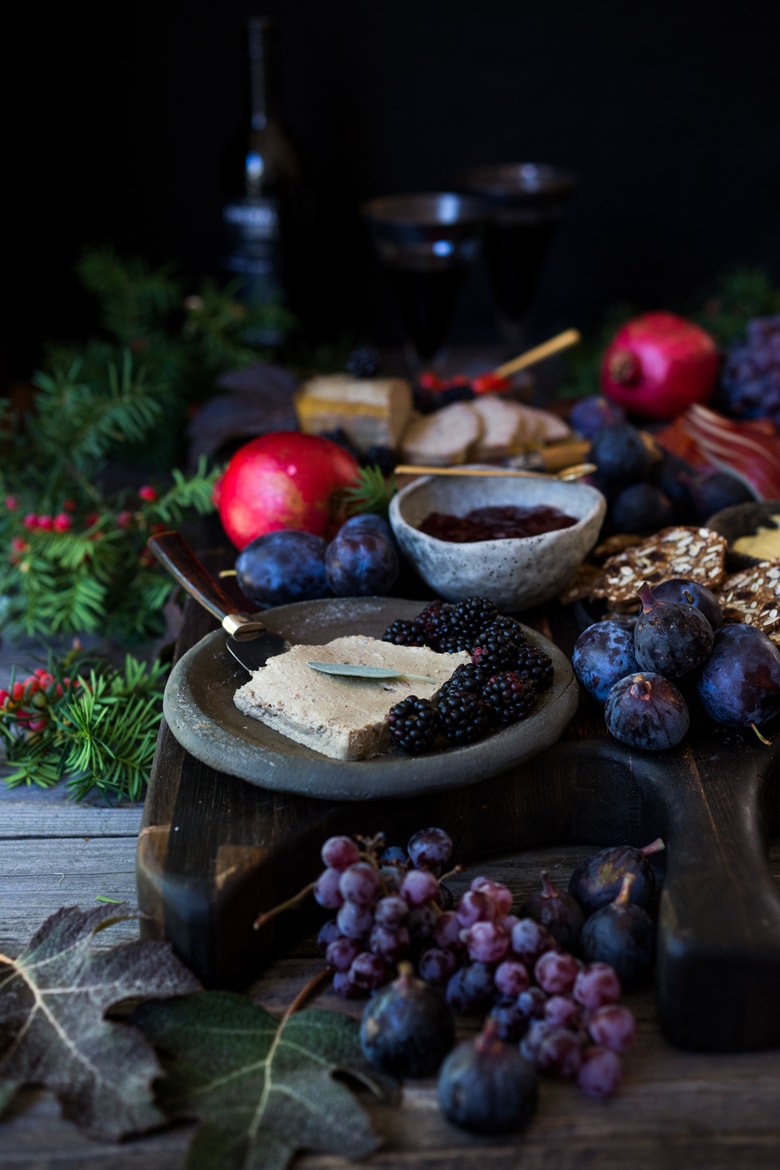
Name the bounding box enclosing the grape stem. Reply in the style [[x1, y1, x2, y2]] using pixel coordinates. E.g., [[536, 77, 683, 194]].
[[751, 722, 772, 745], [253, 880, 316, 931], [280, 967, 332, 1024]]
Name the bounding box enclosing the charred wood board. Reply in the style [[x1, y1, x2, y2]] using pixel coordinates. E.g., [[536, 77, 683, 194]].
[[136, 564, 780, 1054]]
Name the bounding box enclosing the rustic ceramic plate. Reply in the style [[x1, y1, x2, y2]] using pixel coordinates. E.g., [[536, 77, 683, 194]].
[[163, 596, 578, 801]]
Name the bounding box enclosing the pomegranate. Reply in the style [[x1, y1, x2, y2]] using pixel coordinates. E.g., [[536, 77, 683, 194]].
[[600, 311, 719, 420], [213, 431, 360, 549]]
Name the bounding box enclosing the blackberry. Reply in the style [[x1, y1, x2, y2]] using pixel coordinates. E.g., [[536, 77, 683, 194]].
[[718, 314, 780, 424], [383, 618, 428, 646], [476, 614, 527, 644], [471, 624, 525, 673], [483, 671, 538, 725], [388, 696, 441, 754], [514, 643, 554, 691], [417, 600, 463, 651], [439, 662, 488, 698], [436, 624, 476, 654], [363, 444, 396, 476], [449, 596, 499, 642], [436, 686, 495, 746], [346, 345, 382, 379]]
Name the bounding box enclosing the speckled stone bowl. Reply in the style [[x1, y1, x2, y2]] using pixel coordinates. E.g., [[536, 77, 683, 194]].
[[389, 471, 606, 612]]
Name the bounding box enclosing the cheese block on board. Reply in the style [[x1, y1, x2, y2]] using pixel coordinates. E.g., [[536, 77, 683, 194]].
[[294, 374, 413, 451], [233, 635, 469, 760]]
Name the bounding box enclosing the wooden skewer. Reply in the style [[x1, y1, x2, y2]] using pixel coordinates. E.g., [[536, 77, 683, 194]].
[[492, 328, 581, 379]]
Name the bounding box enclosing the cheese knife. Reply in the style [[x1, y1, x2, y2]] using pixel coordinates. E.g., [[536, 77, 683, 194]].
[[147, 530, 286, 673]]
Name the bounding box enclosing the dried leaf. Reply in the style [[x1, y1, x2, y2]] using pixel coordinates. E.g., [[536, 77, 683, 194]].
[[0, 903, 201, 1140], [134, 990, 398, 1170], [307, 660, 436, 683]]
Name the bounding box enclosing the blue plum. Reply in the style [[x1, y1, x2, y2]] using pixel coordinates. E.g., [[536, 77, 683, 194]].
[[325, 514, 399, 596], [234, 529, 330, 608]]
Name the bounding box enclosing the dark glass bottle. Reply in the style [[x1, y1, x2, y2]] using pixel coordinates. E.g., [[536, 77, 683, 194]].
[[221, 16, 300, 345]]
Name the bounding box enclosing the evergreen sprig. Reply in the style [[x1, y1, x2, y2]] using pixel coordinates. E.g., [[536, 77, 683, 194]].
[[0, 245, 298, 644], [0, 651, 168, 803], [0, 458, 220, 642]]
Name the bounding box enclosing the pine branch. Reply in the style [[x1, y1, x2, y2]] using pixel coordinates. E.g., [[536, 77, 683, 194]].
[[1, 654, 168, 804]]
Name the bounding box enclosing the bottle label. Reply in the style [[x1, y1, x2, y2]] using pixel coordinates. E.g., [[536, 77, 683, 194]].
[[222, 196, 286, 343], [222, 196, 283, 281]]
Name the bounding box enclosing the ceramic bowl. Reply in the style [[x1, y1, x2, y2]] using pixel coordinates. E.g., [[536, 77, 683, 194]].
[[389, 471, 606, 612], [707, 498, 780, 571]]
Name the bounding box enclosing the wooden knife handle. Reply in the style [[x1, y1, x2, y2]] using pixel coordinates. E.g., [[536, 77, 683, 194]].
[[147, 530, 250, 626]]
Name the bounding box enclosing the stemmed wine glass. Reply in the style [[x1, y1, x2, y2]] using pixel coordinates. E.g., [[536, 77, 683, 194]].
[[360, 192, 485, 374], [458, 163, 578, 357]]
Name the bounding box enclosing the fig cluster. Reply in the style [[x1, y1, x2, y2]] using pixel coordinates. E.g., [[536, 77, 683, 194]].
[[573, 577, 780, 750]]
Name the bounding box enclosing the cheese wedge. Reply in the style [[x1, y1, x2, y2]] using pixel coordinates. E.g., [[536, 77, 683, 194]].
[[233, 635, 469, 760]]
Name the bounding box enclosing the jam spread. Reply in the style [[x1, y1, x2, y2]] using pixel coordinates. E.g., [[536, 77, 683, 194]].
[[419, 504, 577, 543]]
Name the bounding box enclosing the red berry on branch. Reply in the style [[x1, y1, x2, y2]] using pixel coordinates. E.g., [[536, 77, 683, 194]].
[[138, 485, 158, 502], [53, 513, 73, 532]]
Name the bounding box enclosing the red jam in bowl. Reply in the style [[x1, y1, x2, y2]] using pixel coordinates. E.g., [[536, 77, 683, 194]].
[[418, 503, 577, 543]]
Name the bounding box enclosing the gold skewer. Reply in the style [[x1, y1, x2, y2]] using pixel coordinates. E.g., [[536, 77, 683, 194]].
[[492, 328, 581, 379], [394, 463, 597, 482]]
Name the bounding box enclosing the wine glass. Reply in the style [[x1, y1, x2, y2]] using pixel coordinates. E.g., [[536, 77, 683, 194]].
[[458, 163, 578, 358], [360, 192, 485, 373]]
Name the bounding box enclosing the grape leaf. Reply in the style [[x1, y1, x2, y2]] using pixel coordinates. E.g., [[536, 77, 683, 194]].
[[0, 903, 201, 1139], [134, 990, 399, 1170]]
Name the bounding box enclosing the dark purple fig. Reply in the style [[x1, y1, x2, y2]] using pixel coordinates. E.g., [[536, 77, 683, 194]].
[[568, 839, 664, 916], [521, 871, 584, 953], [633, 581, 714, 678], [579, 874, 656, 987]]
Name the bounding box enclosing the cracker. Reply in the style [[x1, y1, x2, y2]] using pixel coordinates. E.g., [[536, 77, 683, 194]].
[[718, 560, 780, 643], [602, 526, 728, 607], [558, 562, 607, 606]]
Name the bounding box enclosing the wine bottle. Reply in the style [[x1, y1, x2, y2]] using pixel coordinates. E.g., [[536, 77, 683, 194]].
[[221, 16, 300, 346]]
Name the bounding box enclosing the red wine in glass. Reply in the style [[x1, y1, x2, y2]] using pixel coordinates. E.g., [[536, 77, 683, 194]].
[[361, 193, 484, 371], [384, 256, 472, 365], [459, 164, 578, 356]]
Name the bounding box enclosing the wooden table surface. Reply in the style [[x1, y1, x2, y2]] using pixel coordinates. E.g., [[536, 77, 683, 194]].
[[4, 622, 780, 1169]]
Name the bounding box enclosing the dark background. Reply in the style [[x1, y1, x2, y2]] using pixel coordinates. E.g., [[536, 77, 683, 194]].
[[5, 2, 780, 391]]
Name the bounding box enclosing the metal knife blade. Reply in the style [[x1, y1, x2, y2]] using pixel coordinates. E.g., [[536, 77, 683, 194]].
[[147, 530, 286, 674]]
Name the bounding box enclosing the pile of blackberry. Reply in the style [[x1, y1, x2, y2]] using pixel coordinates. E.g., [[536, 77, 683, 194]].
[[383, 597, 554, 754], [718, 313, 780, 424]]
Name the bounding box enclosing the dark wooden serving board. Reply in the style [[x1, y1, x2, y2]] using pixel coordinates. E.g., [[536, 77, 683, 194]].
[[136, 554, 780, 1054]]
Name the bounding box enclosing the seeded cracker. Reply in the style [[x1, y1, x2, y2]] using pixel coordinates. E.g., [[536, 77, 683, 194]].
[[602, 526, 728, 607], [718, 560, 780, 643]]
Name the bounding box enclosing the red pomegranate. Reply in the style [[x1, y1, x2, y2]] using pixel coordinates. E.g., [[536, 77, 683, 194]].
[[601, 312, 719, 420], [213, 431, 361, 549]]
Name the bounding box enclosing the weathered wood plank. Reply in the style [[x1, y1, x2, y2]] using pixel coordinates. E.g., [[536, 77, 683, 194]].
[[0, 801, 143, 839], [0, 836, 142, 956], [4, 847, 780, 1170]]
